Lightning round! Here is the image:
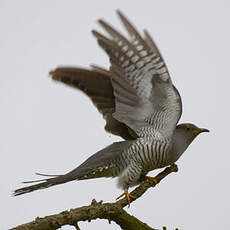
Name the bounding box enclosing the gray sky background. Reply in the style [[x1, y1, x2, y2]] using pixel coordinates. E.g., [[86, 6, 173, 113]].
[[1, 0, 230, 229]]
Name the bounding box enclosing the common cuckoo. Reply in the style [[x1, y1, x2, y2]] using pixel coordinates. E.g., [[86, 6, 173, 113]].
[[14, 11, 209, 202]]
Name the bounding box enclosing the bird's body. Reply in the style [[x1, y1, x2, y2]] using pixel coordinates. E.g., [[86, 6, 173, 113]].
[[14, 123, 207, 196], [13, 10, 209, 198], [116, 137, 172, 189]]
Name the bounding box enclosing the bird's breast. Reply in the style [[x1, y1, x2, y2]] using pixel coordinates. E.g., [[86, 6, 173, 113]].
[[132, 138, 172, 172]]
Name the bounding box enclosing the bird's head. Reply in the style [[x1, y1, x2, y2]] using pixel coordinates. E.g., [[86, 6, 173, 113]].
[[176, 123, 209, 143], [169, 123, 209, 163]]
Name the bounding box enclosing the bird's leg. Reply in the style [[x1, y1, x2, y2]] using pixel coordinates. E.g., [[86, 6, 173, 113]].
[[116, 189, 136, 207], [144, 176, 158, 186]]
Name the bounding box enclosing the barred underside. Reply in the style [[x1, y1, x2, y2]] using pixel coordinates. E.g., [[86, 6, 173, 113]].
[[117, 137, 172, 189]]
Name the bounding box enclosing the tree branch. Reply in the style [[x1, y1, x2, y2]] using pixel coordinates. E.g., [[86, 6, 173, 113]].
[[10, 164, 178, 230]]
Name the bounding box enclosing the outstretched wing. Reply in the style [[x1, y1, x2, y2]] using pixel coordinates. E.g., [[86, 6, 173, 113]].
[[92, 10, 182, 138], [50, 67, 135, 140], [143, 30, 183, 120]]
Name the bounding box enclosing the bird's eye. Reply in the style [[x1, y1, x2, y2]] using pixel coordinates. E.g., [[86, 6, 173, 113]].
[[185, 126, 190, 131]]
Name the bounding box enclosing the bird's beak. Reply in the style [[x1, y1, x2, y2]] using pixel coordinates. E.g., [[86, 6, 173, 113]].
[[193, 128, 209, 134], [198, 128, 210, 133]]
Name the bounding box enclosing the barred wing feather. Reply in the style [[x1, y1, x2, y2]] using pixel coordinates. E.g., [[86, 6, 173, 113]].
[[50, 67, 135, 140], [93, 10, 182, 138]]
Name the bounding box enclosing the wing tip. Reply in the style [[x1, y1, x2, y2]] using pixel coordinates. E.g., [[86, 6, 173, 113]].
[[116, 9, 122, 17], [49, 68, 61, 81]]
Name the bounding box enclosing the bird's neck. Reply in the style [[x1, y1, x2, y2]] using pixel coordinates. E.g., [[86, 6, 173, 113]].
[[167, 129, 192, 164]]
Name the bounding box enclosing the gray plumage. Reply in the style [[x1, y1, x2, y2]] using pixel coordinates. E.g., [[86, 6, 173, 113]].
[[13, 10, 209, 196]]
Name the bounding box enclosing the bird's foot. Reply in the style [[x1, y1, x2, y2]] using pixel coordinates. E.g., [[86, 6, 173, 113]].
[[145, 176, 158, 186], [116, 189, 136, 207]]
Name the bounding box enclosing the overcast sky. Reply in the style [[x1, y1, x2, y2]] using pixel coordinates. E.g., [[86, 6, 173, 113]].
[[1, 0, 230, 229]]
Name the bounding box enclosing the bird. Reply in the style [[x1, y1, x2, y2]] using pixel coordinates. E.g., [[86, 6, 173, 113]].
[[13, 10, 209, 204]]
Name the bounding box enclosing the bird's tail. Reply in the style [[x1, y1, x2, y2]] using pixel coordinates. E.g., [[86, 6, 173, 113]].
[[13, 173, 75, 196], [13, 141, 134, 196]]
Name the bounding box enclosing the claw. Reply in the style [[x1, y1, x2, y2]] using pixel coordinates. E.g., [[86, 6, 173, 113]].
[[116, 189, 136, 207], [145, 176, 158, 186]]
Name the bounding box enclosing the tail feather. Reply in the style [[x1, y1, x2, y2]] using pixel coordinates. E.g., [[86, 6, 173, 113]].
[[35, 172, 63, 177], [13, 174, 72, 196], [13, 141, 134, 196], [22, 178, 47, 184]]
